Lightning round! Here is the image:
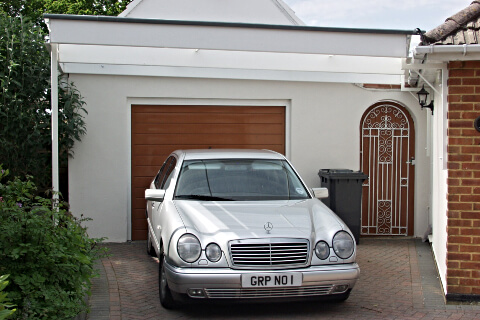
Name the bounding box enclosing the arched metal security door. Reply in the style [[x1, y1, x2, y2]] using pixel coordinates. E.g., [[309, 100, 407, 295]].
[[360, 102, 415, 236]]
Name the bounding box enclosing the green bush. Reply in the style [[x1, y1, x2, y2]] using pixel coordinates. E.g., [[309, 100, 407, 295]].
[[0, 14, 87, 192], [0, 168, 106, 319], [0, 275, 16, 320]]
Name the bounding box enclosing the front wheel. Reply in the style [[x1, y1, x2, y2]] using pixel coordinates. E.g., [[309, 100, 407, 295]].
[[159, 253, 176, 309]]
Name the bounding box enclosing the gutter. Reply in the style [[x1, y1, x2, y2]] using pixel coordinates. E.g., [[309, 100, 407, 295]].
[[414, 44, 480, 55]]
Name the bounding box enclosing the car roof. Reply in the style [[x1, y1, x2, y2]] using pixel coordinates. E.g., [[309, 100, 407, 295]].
[[177, 149, 286, 160]]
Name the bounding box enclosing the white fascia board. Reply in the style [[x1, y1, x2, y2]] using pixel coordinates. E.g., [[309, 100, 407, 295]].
[[48, 18, 409, 57], [60, 62, 402, 84], [58, 44, 404, 75]]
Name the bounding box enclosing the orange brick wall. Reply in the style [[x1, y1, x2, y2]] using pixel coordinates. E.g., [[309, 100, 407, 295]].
[[446, 61, 480, 300]]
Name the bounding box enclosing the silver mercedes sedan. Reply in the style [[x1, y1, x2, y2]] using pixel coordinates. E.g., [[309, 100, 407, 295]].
[[145, 149, 359, 309]]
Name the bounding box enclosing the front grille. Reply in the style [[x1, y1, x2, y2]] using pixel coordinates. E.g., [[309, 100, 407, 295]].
[[229, 239, 309, 268], [204, 285, 333, 299]]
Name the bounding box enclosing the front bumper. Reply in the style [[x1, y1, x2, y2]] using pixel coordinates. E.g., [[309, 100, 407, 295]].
[[164, 261, 360, 299]]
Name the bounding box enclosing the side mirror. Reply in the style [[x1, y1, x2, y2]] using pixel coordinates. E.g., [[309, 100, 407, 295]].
[[145, 189, 166, 201], [312, 187, 328, 199]]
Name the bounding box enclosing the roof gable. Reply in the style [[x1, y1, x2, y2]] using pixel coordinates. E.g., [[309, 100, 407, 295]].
[[421, 0, 480, 45], [119, 0, 304, 25]]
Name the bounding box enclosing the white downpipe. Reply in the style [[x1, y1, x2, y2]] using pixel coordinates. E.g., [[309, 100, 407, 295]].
[[51, 43, 59, 203], [442, 67, 448, 170]]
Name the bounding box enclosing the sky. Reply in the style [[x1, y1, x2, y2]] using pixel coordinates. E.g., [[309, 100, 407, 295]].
[[282, 0, 472, 32]]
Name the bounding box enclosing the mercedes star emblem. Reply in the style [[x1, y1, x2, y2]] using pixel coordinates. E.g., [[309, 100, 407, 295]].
[[264, 222, 273, 234]]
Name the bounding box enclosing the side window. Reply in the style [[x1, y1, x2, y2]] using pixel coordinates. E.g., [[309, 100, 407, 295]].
[[161, 157, 177, 190], [154, 160, 169, 189], [155, 156, 177, 189]]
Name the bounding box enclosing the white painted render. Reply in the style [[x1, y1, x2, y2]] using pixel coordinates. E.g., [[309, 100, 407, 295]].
[[430, 76, 449, 294], [66, 74, 429, 242], [119, 0, 305, 26]]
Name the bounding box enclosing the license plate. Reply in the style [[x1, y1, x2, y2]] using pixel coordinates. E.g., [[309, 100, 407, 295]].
[[241, 273, 302, 288]]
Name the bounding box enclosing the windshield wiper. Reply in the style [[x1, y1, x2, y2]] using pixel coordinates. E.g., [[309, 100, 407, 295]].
[[175, 194, 234, 201]]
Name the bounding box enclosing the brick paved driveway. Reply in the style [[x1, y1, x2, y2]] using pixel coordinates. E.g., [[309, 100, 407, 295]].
[[88, 239, 480, 320]]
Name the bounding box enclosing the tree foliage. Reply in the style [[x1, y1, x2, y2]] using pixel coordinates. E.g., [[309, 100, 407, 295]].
[[0, 14, 87, 191], [1, 0, 131, 30], [0, 275, 16, 320]]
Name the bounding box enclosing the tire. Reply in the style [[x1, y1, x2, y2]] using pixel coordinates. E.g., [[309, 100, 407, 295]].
[[159, 252, 176, 309], [146, 231, 156, 257]]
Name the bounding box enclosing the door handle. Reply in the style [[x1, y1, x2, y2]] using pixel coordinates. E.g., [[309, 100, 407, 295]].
[[406, 157, 415, 165]]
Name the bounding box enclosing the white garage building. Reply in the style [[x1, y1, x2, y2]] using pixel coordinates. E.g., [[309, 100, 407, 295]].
[[46, 0, 430, 242]]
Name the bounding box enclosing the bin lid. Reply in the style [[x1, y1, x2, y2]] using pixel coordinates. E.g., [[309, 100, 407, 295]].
[[319, 169, 352, 174], [318, 169, 368, 180]]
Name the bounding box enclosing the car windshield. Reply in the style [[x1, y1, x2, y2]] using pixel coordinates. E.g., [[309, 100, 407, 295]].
[[174, 159, 310, 201]]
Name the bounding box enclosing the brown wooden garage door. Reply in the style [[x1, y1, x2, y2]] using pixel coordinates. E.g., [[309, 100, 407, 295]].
[[131, 105, 286, 240]]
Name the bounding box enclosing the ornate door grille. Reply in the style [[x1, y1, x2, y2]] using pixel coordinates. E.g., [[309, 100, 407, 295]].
[[360, 102, 415, 236]]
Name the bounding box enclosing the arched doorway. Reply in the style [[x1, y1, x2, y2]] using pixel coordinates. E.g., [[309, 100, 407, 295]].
[[360, 101, 415, 236]]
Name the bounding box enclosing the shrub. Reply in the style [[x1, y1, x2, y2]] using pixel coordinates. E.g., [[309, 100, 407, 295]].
[[0, 168, 106, 319], [0, 14, 87, 192], [0, 275, 16, 320]]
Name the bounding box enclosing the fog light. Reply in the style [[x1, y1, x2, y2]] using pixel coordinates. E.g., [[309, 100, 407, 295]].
[[333, 285, 349, 293], [187, 288, 206, 298]]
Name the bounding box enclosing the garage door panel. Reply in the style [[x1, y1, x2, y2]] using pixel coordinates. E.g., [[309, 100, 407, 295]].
[[131, 105, 285, 240], [132, 198, 149, 211], [133, 123, 285, 135], [133, 176, 154, 186], [132, 187, 148, 200], [132, 133, 284, 145], [132, 113, 284, 125], [132, 209, 147, 220], [133, 144, 282, 156], [132, 218, 148, 230], [132, 166, 161, 178], [263, 145, 284, 154], [132, 145, 175, 156], [132, 156, 169, 167], [132, 229, 147, 241], [134, 105, 284, 114]]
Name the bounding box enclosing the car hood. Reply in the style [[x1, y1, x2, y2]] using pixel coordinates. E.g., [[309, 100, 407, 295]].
[[173, 199, 345, 240]]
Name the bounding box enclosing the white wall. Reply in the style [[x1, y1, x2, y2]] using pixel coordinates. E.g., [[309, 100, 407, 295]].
[[430, 72, 449, 293], [68, 75, 430, 242]]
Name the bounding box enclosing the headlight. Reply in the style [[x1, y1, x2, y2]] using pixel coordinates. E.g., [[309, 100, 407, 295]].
[[177, 234, 201, 263], [315, 241, 330, 260], [332, 231, 354, 259], [205, 243, 222, 262]]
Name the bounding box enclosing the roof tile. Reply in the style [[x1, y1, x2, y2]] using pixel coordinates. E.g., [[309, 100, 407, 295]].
[[421, 1, 480, 45]]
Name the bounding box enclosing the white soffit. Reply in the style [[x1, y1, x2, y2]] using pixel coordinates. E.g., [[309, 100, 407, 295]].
[[60, 63, 402, 84], [58, 45, 403, 84], [59, 45, 403, 75], [46, 18, 410, 58]]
